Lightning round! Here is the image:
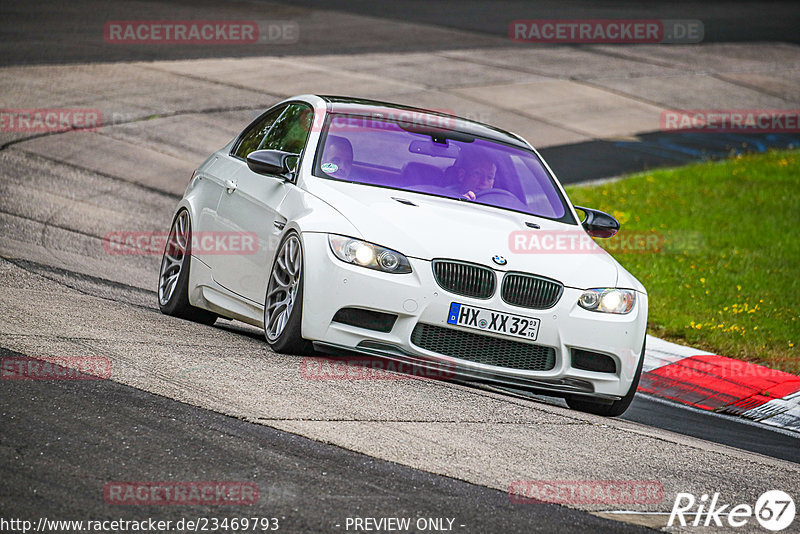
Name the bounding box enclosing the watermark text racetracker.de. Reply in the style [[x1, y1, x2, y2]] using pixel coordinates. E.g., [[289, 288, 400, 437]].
[[509, 19, 703, 44], [509, 480, 663, 505], [104, 481, 258, 506], [661, 109, 800, 133], [654, 357, 800, 381], [104, 20, 298, 44], [1, 356, 112, 380], [300, 356, 455, 381], [508, 229, 704, 255], [0, 516, 279, 533], [0, 108, 102, 133], [104, 230, 258, 256], [302, 106, 461, 134]]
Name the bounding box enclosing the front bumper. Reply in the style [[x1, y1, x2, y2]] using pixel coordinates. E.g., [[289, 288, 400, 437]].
[[301, 232, 648, 399]]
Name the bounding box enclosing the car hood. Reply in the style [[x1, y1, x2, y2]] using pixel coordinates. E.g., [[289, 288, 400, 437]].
[[304, 179, 621, 289]]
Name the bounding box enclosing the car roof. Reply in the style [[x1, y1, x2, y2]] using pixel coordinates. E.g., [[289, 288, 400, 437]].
[[317, 95, 531, 150]]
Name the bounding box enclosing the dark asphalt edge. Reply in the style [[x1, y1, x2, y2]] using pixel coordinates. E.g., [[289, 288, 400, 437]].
[[633, 393, 800, 442], [479, 385, 800, 465], [538, 131, 800, 185]]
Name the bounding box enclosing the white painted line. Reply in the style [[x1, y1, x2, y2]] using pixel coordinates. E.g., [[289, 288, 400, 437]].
[[643, 334, 714, 372]]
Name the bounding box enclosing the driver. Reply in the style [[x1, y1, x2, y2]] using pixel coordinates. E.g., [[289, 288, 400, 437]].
[[322, 135, 354, 179], [449, 148, 497, 200]]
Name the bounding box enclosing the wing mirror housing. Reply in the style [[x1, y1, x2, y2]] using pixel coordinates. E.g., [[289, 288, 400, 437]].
[[574, 205, 620, 238], [246, 149, 299, 179]]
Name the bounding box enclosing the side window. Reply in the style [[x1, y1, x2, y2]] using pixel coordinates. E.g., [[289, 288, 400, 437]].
[[258, 103, 313, 155], [232, 106, 286, 160]]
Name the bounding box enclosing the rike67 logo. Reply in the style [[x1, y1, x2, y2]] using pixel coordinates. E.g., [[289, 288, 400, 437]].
[[669, 490, 795, 531]]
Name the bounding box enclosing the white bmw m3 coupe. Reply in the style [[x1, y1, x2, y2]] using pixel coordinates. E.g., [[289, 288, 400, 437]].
[[158, 95, 648, 416]]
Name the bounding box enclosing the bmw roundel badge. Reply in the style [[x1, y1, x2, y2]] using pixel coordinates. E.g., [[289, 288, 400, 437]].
[[492, 255, 507, 266]]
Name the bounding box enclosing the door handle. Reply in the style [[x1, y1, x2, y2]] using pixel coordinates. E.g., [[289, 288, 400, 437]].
[[225, 179, 237, 194]]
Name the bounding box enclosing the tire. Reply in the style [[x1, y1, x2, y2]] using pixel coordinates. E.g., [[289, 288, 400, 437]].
[[565, 339, 646, 417], [157, 209, 217, 325], [263, 232, 314, 354]]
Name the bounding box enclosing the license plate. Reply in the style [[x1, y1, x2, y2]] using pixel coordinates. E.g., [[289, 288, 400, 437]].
[[446, 302, 540, 340]]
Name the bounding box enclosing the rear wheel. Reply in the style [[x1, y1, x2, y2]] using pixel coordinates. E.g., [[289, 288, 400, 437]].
[[566, 339, 645, 417], [157, 209, 217, 325], [264, 232, 314, 354]]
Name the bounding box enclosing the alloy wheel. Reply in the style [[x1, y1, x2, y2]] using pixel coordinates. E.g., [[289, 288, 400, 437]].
[[265, 234, 302, 341], [158, 210, 189, 306]]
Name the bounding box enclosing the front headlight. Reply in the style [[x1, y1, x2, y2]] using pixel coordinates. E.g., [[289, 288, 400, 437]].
[[328, 235, 412, 274], [578, 288, 635, 314]]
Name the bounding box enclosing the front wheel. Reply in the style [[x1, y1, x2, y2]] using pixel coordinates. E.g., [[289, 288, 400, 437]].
[[263, 232, 313, 354], [157, 209, 217, 325], [565, 339, 645, 417]]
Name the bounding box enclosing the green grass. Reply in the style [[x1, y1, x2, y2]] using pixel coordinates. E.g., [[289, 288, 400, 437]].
[[565, 149, 800, 374]]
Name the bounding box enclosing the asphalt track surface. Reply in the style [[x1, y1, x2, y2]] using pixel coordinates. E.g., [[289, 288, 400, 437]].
[[0, 349, 645, 534], [493, 388, 800, 464], [2, 2, 800, 533], [623, 396, 800, 465]]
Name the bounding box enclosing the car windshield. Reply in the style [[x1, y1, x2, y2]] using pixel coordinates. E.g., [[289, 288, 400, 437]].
[[313, 113, 572, 222]]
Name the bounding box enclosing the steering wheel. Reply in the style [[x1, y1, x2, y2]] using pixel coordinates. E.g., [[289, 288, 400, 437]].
[[474, 188, 527, 209]]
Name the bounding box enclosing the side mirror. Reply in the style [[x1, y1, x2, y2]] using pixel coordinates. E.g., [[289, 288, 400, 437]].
[[246, 149, 299, 178], [574, 205, 620, 238]]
